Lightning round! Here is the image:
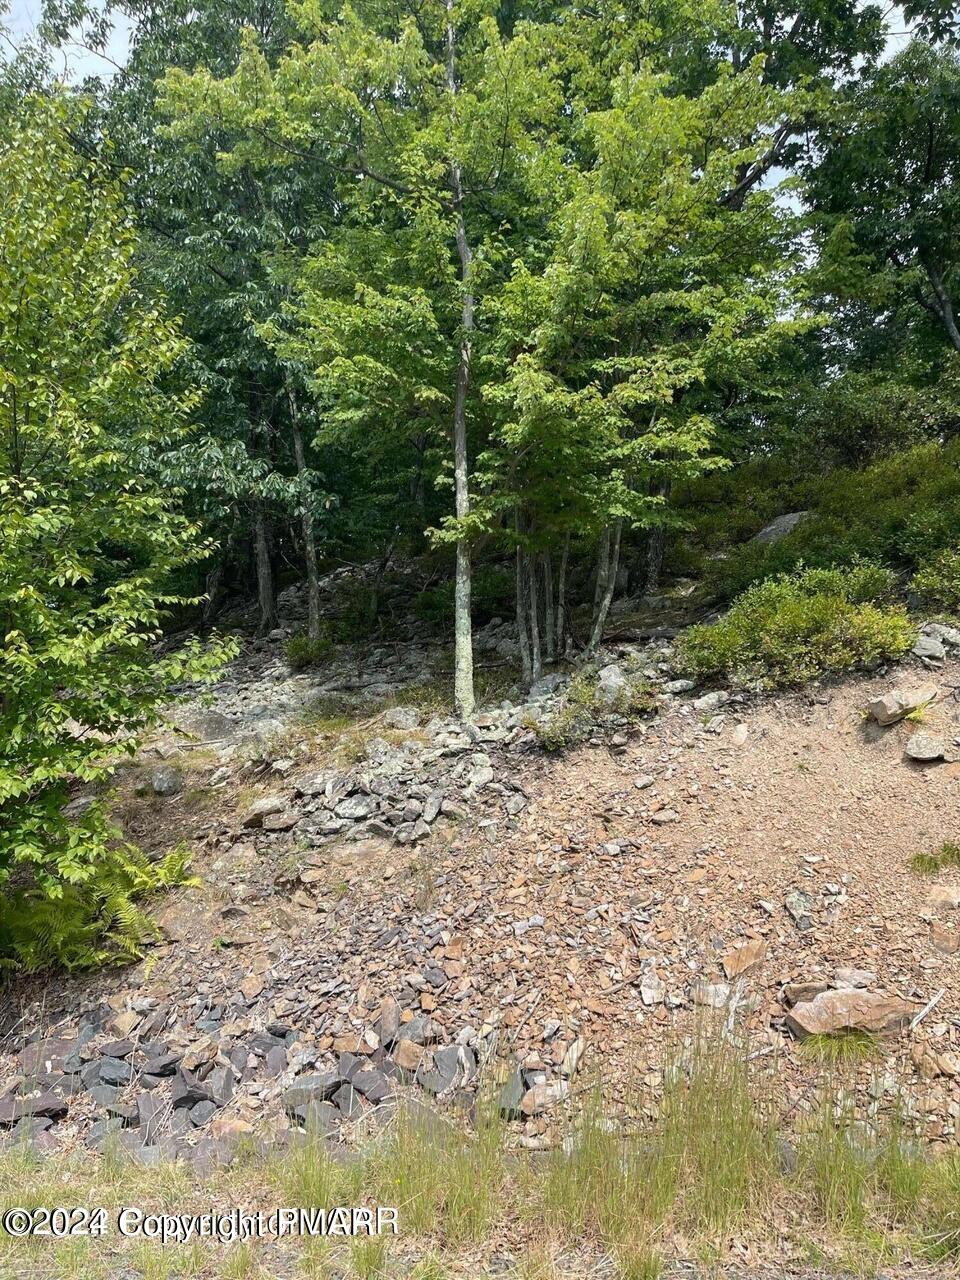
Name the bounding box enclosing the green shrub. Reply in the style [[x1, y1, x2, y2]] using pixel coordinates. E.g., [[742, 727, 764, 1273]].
[[676, 566, 913, 689], [679, 441, 960, 601], [535, 669, 656, 751], [912, 548, 960, 615], [414, 566, 514, 628], [285, 629, 335, 669]]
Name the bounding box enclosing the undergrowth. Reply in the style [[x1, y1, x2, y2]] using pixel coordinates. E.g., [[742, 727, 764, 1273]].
[[676, 565, 913, 689], [910, 840, 960, 875], [534, 669, 656, 752], [673, 439, 960, 602]]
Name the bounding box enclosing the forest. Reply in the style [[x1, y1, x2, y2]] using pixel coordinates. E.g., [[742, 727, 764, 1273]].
[[2, 0, 960, 970]]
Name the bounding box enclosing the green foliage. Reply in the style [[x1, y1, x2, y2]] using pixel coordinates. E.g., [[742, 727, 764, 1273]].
[[534, 669, 656, 751], [910, 841, 960, 875], [677, 567, 913, 688], [413, 567, 513, 628], [285, 629, 335, 670], [912, 549, 960, 616], [0, 99, 229, 970], [679, 440, 960, 600], [799, 1031, 880, 1066], [0, 845, 197, 975]]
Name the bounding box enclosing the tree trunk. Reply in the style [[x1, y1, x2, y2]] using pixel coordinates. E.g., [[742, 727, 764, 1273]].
[[201, 557, 225, 629], [922, 257, 960, 353], [542, 551, 555, 663], [288, 385, 322, 644], [645, 479, 671, 593], [593, 525, 611, 610], [557, 533, 570, 657], [516, 543, 532, 685], [252, 498, 276, 635], [446, 1, 475, 720], [528, 551, 542, 682], [588, 519, 622, 653]]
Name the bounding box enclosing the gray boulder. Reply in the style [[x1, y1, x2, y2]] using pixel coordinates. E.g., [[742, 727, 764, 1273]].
[[750, 511, 808, 545]]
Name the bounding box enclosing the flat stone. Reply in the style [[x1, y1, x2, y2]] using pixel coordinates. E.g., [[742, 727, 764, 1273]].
[[241, 795, 286, 828], [721, 939, 766, 979], [383, 706, 420, 731], [393, 1040, 426, 1073], [375, 996, 401, 1047], [785, 990, 916, 1040], [905, 731, 945, 762], [142, 1052, 180, 1077], [834, 967, 876, 990], [262, 811, 300, 832], [171, 1070, 212, 1109], [0, 1092, 68, 1126], [640, 972, 666, 1006], [138, 1094, 164, 1143], [595, 664, 627, 706], [497, 1068, 525, 1117], [349, 1066, 391, 1104], [785, 889, 815, 930], [86, 1117, 125, 1150], [101, 1039, 134, 1059], [190, 1100, 219, 1127], [694, 690, 729, 714], [331, 1083, 363, 1119], [866, 684, 938, 726], [692, 981, 731, 1009], [282, 1072, 341, 1112], [913, 633, 946, 661], [782, 981, 830, 1007], [335, 793, 378, 821], [520, 1081, 569, 1116], [97, 1058, 134, 1086], [750, 511, 808, 544], [293, 1101, 339, 1134]]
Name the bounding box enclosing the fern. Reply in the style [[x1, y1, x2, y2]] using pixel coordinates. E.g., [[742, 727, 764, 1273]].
[[0, 838, 197, 972]]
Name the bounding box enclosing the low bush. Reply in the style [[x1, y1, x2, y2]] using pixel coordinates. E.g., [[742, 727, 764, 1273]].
[[676, 441, 960, 601], [285, 628, 336, 669], [676, 566, 913, 689], [912, 548, 960, 616], [414, 566, 514, 628], [535, 669, 657, 751]]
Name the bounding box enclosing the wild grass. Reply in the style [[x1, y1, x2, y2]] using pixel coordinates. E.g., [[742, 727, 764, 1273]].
[[800, 1030, 880, 1065], [910, 840, 960, 875], [4, 1035, 960, 1277]]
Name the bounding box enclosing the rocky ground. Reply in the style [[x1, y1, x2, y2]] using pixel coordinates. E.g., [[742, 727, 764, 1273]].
[[2, 570, 960, 1196]]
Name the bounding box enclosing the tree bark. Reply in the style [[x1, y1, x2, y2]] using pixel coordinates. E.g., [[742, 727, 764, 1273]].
[[593, 525, 611, 611], [645, 479, 672, 593], [201, 557, 225, 629], [252, 498, 276, 635], [528, 551, 542, 682], [288, 384, 322, 644], [542, 551, 555, 663], [557, 533, 570, 657], [446, 0, 475, 720], [588, 519, 622, 653], [516, 543, 532, 684], [922, 257, 960, 353]]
